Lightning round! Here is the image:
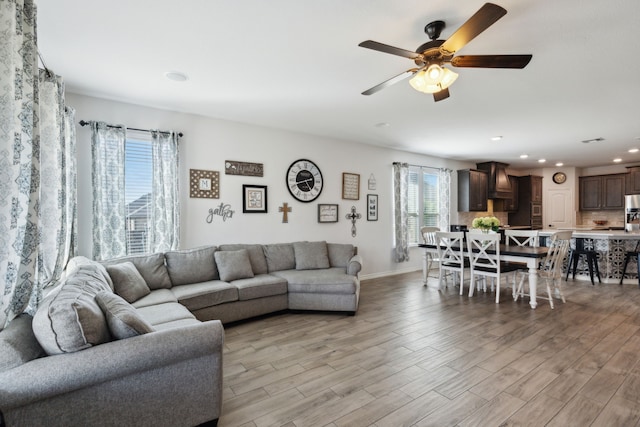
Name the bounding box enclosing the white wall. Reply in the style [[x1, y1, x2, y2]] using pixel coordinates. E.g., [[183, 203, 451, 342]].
[[67, 93, 473, 278]]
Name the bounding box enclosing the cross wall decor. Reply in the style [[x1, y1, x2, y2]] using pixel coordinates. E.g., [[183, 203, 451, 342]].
[[345, 206, 361, 237]]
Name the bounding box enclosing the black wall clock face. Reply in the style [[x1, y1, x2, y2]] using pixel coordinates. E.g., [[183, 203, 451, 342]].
[[286, 159, 323, 202]]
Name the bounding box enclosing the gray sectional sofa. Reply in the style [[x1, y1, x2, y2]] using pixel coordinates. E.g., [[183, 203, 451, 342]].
[[0, 241, 361, 427]]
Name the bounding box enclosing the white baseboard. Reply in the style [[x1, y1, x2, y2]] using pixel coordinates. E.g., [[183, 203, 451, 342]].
[[360, 267, 422, 281]]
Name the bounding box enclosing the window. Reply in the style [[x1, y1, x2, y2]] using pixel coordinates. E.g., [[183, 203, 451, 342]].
[[124, 133, 153, 254], [407, 167, 440, 245]]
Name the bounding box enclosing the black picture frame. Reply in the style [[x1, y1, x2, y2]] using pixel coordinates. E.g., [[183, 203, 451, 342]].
[[242, 185, 268, 213], [318, 204, 339, 223], [367, 194, 378, 221]]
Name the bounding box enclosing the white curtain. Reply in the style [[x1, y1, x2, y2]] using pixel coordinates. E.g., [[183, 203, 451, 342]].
[[438, 168, 452, 233], [393, 162, 410, 262], [91, 122, 127, 260], [0, 0, 77, 328], [150, 130, 180, 252]]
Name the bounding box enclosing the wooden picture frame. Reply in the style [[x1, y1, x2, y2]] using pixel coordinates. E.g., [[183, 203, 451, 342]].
[[242, 185, 268, 213], [318, 204, 339, 223], [190, 169, 220, 198], [342, 172, 360, 200], [367, 194, 378, 221]]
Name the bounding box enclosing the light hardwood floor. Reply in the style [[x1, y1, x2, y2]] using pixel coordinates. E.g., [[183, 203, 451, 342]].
[[219, 271, 640, 426]]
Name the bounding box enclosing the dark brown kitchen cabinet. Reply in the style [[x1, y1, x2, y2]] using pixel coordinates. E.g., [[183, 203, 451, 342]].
[[457, 169, 488, 212], [476, 161, 512, 199], [579, 173, 625, 210], [508, 175, 543, 229], [502, 175, 519, 211], [626, 167, 640, 194]]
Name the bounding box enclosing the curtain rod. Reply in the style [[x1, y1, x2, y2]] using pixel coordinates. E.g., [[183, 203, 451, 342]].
[[393, 162, 450, 172], [79, 120, 184, 138]]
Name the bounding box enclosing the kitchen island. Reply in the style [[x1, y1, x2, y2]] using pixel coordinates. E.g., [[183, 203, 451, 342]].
[[539, 229, 640, 284]]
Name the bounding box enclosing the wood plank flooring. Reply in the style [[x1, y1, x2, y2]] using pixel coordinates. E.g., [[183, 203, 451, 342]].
[[219, 272, 640, 426]]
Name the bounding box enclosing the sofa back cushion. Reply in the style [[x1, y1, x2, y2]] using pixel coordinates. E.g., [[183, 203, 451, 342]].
[[263, 243, 296, 272], [102, 253, 171, 290], [219, 244, 268, 275], [214, 249, 255, 282], [293, 241, 330, 270], [105, 262, 151, 303], [0, 314, 45, 373], [327, 243, 356, 268], [165, 245, 218, 285], [32, 267, 112, 355], [95, 291, 155, 339]]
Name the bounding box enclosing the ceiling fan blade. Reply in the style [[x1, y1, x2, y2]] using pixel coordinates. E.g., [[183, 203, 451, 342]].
[[361, 69, 418, 96], [451, 54, 532, 68], [439, 3, 507, 55], [358, 40, 422, 60], [433, 88, 450, 102]]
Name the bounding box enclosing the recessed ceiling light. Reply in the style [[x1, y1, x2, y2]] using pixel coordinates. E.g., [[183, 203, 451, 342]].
[[555, 162, 564, 167], [375, 122, 390, 128], [491, 136, 503, 141], [164, 71, 188, 82], [520, 154, 528, 159], [538, 159, 546, 163], [629, 148, 639, 153], [613, 158, 622, 163]]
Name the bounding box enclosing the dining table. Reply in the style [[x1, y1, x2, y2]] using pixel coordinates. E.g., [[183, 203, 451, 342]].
[[418, 243, 549, 309]]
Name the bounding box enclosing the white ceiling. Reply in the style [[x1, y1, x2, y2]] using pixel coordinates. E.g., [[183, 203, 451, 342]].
[[37, 0, 640, 168]]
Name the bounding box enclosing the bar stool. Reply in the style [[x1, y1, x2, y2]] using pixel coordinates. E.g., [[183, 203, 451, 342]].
[[619, 241, 640, 286], [565, 238, 601, 285]]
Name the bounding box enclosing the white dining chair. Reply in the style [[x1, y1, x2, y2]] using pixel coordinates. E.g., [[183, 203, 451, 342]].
[[505, 229, 539, 298], [515, 230, 572, 308], [435, 231, 466, 295], [467, 232, 522, 303], [420, 226, 440, 285]]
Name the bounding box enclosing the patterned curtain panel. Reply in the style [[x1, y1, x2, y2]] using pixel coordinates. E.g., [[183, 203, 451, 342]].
[[91, 122, 126, 260], [149, 130, 180, 252], [0, 0, 77, 328], [393, 162, 410, 262], [438, 168, 452, 233]]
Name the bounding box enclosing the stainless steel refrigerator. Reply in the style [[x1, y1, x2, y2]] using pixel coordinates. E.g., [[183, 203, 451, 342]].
[[625, 195, 640, 231]]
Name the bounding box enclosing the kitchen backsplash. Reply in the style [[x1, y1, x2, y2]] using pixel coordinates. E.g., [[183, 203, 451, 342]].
[[577, 210, 625, 227], [457, 211, 509, 228]]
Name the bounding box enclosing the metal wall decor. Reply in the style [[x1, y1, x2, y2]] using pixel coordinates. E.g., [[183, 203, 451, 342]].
[[206, 203, 235, 222], [342, 172, 360, 200], [242, 185, 268, 213], [225, 160, 264, 177], [345, 206, 362, 237], [190, 169, 220, 198]]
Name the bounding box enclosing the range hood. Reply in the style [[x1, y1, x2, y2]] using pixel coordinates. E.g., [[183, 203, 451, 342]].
[[476, 161, 512, 199]]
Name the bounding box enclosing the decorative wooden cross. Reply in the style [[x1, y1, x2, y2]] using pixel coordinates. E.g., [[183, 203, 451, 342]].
[[345, 206, 361, 237], [279, 202, 292, 223]]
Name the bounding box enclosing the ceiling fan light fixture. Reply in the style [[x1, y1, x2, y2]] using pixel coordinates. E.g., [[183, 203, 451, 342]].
[[409, 66, 458, 94]]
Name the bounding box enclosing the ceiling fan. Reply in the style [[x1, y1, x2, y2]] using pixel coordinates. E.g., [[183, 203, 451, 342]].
[[358, 3, 532, 102]]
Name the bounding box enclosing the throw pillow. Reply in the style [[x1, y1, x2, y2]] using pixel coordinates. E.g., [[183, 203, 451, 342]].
[[214, 249, 254, 282], [293, 241, 330, 270], [105, 262, 151, 303], [95, 291, 155, 340]]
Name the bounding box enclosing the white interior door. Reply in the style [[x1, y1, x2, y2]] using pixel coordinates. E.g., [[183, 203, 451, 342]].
[[545, 188, 574, 229]]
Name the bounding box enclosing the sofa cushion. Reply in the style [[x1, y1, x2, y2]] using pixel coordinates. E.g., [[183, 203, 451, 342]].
[[64, 256, 114, 291], [219, 244, 268, 275], [95, 291, 155, 339], [232, 274, 288, 301], [273, 268, 359, 294], [131, 289, 178, 309], [171, 281, 239, 311], [32, 269, 112, 355], [293, 241, 330, 270], [214, 249, 254, 282], [0, 314, 45, 373], [105, 262, 151, 303], [102, 253, 171, 290], [327, 243, 355, 268], [165, 245, 218, 285], [135, 302, 196, 326], [263, 243, 295, 272]]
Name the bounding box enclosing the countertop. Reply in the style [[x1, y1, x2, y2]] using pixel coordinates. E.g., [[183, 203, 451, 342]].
[[539, 228, 640, 239]]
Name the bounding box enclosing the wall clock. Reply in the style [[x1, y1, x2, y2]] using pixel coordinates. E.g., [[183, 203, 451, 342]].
[[552, 172, 567, 184], [286, 159, 323, 202]]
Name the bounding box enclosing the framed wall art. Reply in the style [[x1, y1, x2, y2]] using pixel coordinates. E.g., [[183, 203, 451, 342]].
[[190, 169, 220, 198], [225, 160, 264, 177], [242, 185, 268, 213], [342, 172, 360, 200], [318, 204, 339, 223], [367, 194, 378, 221]]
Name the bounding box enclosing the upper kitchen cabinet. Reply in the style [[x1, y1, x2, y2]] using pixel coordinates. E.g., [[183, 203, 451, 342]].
[[626, 167, 640, 194], [476, 162, 512, 199], [579, 173, 625, 210], [508, 175, 543, 229], [458, 169, 488, 212]]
